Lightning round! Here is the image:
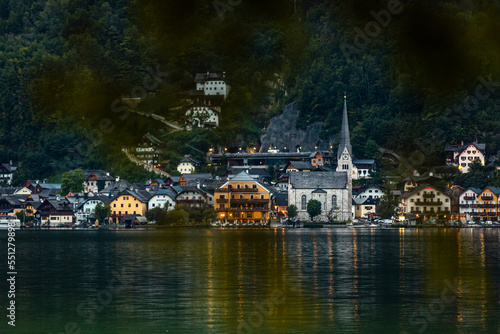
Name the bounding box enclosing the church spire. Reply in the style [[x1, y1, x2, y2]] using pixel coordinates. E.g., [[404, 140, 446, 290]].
[[337, 92, 352, 160]]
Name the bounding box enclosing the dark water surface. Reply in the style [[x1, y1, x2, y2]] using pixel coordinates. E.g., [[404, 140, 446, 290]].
[[1, 228, 499, 334]]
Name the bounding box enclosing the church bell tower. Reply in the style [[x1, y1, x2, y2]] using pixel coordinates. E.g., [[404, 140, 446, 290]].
[[336, 93, 353, 221]]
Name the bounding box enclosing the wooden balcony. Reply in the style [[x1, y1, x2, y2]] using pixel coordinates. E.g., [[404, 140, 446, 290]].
[[218, 188, 258, 193], [415, 200, 443, 206], [478, 204, 496, 208], [488, 212, 497, 216], [216, 198, 228, 203], [463, 196, 476, 200], [481, 195, 494, 200], [230, 199, 269, 204], [422, 193, 435, 198]]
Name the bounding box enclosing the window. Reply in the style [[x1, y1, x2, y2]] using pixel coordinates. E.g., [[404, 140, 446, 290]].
[[245, 184, 249, 189], [261, 195, 264, 199], [250, 195, 254, 199], [136, 204, 138, 207], [219, 195, 225, 199], [301, 195, 307, 210], [239, 195, 243, 199], [332, 195, 337, 207]]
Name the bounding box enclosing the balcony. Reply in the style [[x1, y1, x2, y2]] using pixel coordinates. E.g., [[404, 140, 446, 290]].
[[479, 212, 487, 216], [422, 193, 435, 199], [459, 204, 469, 208], [463, 196, 476, 201], [216, 207, 269, 212], [488, 212, 497, 216], [216, 198, 228, 203], [415, 200, 443, 206], [478, 204, 496, 208], [481, 195, 494, 201], [231, 199, 269, 204], [470, 204, 479, 208], [225, 188, 259, 193]]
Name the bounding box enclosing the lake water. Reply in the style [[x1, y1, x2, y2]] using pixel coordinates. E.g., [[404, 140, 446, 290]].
[[1, 228, 499, 334]]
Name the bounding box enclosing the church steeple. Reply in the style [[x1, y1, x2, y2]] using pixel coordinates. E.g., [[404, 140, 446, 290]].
[[337, 92, 352, 160]]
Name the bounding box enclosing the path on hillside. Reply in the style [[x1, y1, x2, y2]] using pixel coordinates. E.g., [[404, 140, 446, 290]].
[[132, 110, 184, 132], [122, 149, 170, 178]]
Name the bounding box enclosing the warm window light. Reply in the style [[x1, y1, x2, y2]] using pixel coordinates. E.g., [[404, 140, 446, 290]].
[[224, 148, 227, 151]]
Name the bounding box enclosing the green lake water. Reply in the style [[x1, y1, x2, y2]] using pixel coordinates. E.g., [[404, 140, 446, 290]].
[[1, 228, 499, 334]]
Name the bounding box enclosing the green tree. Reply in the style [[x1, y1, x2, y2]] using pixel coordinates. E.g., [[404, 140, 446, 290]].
[[286, 204, 298, 220], [94, 202, 111, 224], [61, 168, 85, 195], [306, 199, 322, 221], [145, 207, 163, 222], [377, 184, 400, 219]]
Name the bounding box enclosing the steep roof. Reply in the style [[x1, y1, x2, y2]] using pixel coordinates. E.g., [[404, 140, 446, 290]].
[[289, 172, 348, 189], [337, 94, 352, 160], [483, 186, 500, 196], [445, 142, 486, 152], [274, 192, 288, 206], [143, 133, 163, 145], [399, 184, 449, 199], [194, 72, 225, 83], [288, 161, 314, 170]]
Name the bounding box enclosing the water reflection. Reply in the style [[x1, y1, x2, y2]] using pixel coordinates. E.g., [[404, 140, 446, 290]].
[[1, 228, 499, 333]]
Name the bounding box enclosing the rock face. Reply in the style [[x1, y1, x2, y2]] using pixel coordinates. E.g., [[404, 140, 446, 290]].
[[260, 102, 335, 152]]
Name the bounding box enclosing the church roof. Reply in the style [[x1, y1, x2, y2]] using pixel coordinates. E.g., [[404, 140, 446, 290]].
[[337, 95, 352, 160], [289, 172, 348, 189]]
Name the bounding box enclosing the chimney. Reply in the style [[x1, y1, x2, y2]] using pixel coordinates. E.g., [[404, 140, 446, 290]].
[[461, 141, 464, 146], [116, 176, 120, 182], [9, 160, 13, 166], [106, 172, 110, 176]]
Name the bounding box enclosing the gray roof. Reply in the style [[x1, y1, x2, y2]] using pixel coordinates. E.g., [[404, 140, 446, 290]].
[[274, 192, 288, 206], [1, 163, 17, 173], [312, 189, 327, 193], [289, 172, 348, 189], [465, 187, 482, 194], [337, 96, 352, 160], [194, 72, 225, 83], [445, 142, 486, 152], [288, 161, 314, 170], [182, 173, 213, 182], [353, 159, 376, 165]]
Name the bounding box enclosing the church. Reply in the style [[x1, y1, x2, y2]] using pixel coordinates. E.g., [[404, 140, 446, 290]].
[[288, 95, 353, 221]]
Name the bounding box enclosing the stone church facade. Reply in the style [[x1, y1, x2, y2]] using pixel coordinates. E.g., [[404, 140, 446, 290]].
[[288, 94, 353, 222]]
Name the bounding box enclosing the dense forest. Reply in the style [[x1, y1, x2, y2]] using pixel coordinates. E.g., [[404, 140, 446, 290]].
[[2, 0, 500, 184]]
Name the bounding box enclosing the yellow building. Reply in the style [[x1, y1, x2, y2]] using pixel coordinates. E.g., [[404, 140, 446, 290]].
[[353, 197, 378, 218], [476, 186, 500, 221], [214, 171, 271, 224], [110, 190, 150, 224]]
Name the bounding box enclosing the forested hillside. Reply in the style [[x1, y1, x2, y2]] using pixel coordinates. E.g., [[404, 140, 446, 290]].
[[2, 0, 500, 183]]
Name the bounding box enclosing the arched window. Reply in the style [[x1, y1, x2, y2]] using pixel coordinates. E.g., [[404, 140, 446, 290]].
[[332, 195, 337, 208], [301, 195, 307, 210]]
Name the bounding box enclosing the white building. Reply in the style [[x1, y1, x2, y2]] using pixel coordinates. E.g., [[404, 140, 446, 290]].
[[399, 185, 451, 218], [195, 72, 230, 99], [185, 103, 219, 128], [75, 197, 109, 224], [148, 189, 176, 211], [352, 159, 377, 179], [458, 187, 481, 221], [177, 155, 201, 174], [352, 185, 384, 200], [445, 142, 486, 173], [0, 163, 17, 185]]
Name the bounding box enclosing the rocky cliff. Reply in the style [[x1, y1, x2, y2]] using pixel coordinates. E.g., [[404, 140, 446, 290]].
[[260, 102, 336, 152]]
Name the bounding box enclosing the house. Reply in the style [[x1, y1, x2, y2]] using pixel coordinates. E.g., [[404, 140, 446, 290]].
[[0, 162, 17, 185], [109, 190, 151, 224], [122, 214, 148, 228], [353, 197, 378, 218], [13, 187, 32, 195], [275, 173, 289, 192], [75, 196, 111, 225], [23, 180, 61, 195], [352, 185, 384, 200], [309, 151, 332, 167], [177, 155, 201, 174], [99, 179, 132, 197], [185, 102, 220, 128], [445, 185, 465, 219], [135, 133, 163, 168], [399, 185, 451, 219], [0, 196, 23, 216], [458, 187, 482, 221], [194, 72, 230, 99], [214, 171, 272, 224], [37, 198, 74, 226], [285, 161, 314, 173], [148, 189, 177, 211], [475, 186, 500, 222], [403, 172, 442, 192], [82, 170, 114, 193], [445, 141, 486, 173], [352, 159, 377, 179], [178, 173, 213, 186], [175, 187, 210, 209], [165, 176, 181, 186], [273, 192, 288, 219]]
